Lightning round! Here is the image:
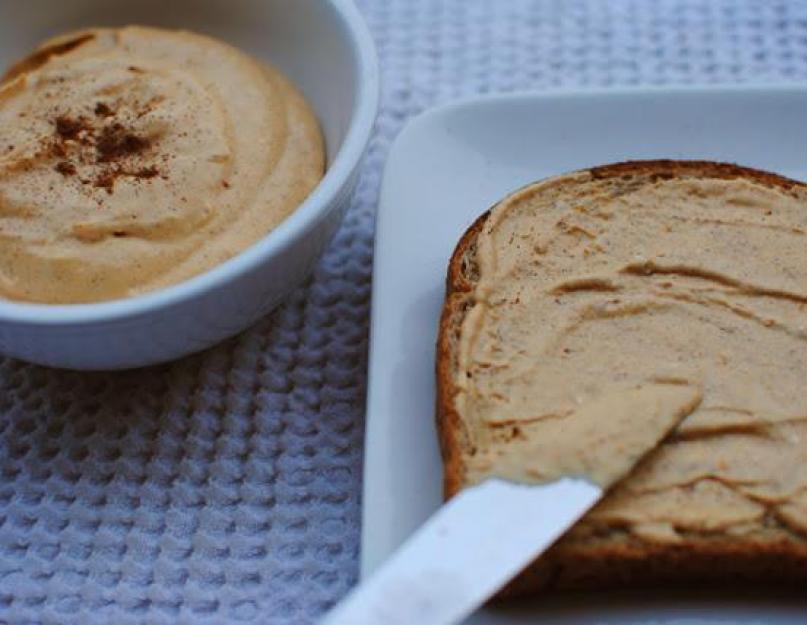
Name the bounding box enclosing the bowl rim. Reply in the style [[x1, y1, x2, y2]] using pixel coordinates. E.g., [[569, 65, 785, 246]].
[[0, 0, 379, 326]]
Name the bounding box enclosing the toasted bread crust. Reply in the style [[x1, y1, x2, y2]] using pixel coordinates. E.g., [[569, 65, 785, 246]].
[[437, 210, 490, 498], [435, 160, 807, 596], [589, 159, 804, 192]]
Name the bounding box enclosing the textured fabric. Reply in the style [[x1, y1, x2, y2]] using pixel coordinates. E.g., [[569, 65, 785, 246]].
[[2, 1, 807, 623]]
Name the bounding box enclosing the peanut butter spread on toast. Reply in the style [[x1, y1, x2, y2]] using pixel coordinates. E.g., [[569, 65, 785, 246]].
[[0, 26, 324, 303], [455, 167, 807, 543]]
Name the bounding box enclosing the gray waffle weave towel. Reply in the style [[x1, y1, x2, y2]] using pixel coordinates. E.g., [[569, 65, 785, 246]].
[[2, 1, 807, 623]]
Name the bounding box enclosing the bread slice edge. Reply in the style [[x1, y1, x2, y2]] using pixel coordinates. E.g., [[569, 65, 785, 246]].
[[434, 160, 807, 594]]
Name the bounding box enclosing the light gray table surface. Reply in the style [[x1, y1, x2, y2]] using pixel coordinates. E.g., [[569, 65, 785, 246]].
[[1, 1, 806, 624]]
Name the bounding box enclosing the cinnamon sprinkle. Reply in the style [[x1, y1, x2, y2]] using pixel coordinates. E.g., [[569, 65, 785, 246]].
[[136, 166, 160, 179], [96, 123, 150, 162], [47, 111, 161, 194], [54, 116, 85, 141], [55, 161, 76, 176], [94, 102, 114, 118]]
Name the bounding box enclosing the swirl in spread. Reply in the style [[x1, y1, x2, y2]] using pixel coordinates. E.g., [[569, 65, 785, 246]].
[[456, 169, 807, 543], [0, 27, 324, 303]]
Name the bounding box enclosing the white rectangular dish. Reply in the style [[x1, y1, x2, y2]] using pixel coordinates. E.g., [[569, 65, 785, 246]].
[[362, 85, 807, 624]]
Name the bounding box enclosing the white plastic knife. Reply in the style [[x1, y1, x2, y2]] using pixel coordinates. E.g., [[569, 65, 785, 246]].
[[321, 476, 601, 625]]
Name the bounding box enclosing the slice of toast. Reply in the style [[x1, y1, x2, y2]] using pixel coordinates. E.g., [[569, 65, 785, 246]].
[[436, 161, 807, 596]]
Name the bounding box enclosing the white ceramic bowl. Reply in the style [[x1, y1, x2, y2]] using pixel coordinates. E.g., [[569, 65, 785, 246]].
[[0, 0, 379, 370]]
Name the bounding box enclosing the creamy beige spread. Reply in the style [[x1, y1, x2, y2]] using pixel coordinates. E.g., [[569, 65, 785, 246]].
[[456, 170, 807, 543], [0, 26, 324, 303]]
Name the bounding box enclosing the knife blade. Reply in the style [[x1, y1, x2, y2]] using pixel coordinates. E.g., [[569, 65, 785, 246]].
[[321, 477, 602, 625]]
